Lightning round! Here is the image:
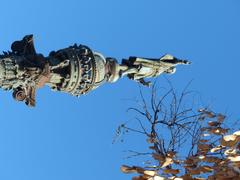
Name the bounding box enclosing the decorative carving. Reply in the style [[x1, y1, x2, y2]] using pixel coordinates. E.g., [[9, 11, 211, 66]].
[[0, 35, 190, 107]]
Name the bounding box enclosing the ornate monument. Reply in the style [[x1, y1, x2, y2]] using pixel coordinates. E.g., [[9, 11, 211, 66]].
[[0, 35, 190, 107]]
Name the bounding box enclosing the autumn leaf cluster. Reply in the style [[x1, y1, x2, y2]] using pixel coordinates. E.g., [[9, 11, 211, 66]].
[[121, 110, 240, 180], [118, 86, 240, 180]]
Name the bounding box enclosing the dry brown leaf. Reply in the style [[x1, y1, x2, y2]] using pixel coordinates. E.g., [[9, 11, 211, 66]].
[[198, 143, 212, 153], [206, 111, 216, 118], [188, 166, 212, 175], [149, 146, 156, 150], [121, 165, 145, 174], [199, 139, 208, 143], [147, 138, 157, 144], [163, 168, 180, 175], [161, 157, 173, 168], [210, 127, 228, 135], [221, 135, 239, 147], [208, 175, 216, 180], [226, 169, 239, 177], [184, 157, 196, 166], [198, 155, 205, 160], [228, 156, 240, 162], [132, 175, 148, 180], [208, 121, 221, 127], [151, 176, 165, 180], [202, 156, 222, 163], [188, 168, 201, 175], [223, 134, 237, 141], [199, 165, 213, 173], [167, 151, 176, 158], [169, 177, 183, 180], [233, 131, 240, 136], [213, 168, 239, 179], [210, 145, 225, 153], [121, 165, 137, 174], [143, 170, 156, 177], [224, 148, 237, 156], [180, 174, 193, 180]]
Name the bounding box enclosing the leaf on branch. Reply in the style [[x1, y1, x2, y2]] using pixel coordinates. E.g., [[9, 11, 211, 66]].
[[169, 177, 183, 180], [206, 111, 216, 118], [198, 155, 205, 160], [184, 157, 197, 167], [199, 139, 208, 143], [144, 170, 156, 177], [228, 156, 240, 162], [121, 165, 144, 174], [166, 151, 176, 158], [121, 165, 137, 174], [221, 135, 240, 147], [163, 168, 180, 175], [210, 145, 225, 153], [188, 166, 213, 175], [136, 174, 165, 180], [202, 156, 222, 164], [151, 176, 165, 180], [149, 146, 156, 150], [223, 134, 237, 141], [198, 143, 212, 153], [233, 131, 240, 136], [185, 155, 214, 168], [209, 127, 228, 135], [147, 138, 157, 144], [199, 166, 213, 173], [224, 148, 237, 156], [199, 109, 216, 118], [161, 157, 174, 168], [208, 121, 221, 127], [180, 174, 193, 180], [188, 168, 201, 175], [132, 175, 148, 180]]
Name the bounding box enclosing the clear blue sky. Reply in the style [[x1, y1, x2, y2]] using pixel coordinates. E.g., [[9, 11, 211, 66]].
[[0, 0, 239, 179]]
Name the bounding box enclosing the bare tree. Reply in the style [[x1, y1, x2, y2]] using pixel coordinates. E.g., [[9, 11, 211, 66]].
[[115, 81, 240, 180]]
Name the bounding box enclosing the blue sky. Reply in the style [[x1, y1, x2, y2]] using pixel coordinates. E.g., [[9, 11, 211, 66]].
[[0, 0, 239, 179]]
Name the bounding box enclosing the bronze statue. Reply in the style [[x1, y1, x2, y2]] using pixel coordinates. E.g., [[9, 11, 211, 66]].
[[0, 35, 190, 107]]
